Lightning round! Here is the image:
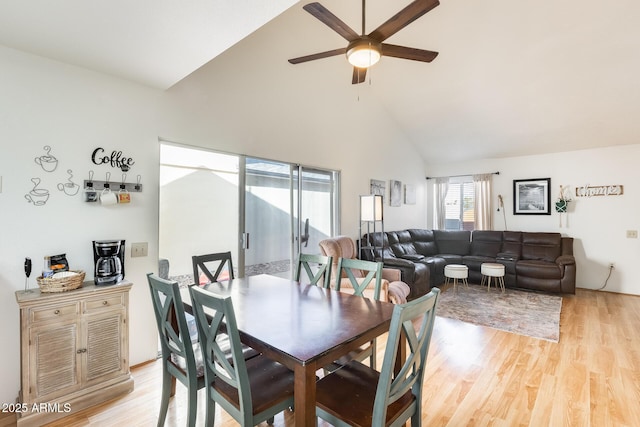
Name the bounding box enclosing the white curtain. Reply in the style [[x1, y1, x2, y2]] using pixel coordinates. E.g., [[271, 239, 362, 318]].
[[473, 173, 493, 230], [434, 177, 449, 230]]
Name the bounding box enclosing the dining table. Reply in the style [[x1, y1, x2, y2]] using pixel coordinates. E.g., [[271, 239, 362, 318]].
[[180, 273, 396, 427]]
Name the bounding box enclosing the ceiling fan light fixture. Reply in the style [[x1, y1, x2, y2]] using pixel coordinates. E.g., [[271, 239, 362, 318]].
[[346, 39, 381, 68]]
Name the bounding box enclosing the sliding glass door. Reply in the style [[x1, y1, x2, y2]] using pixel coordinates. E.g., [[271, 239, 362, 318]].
[[241, 158, 339, 278], [159, 142, 339, 283]]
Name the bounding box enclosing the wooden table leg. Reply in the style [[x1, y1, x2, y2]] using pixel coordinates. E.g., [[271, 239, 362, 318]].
[[294, 362, 317, 426]]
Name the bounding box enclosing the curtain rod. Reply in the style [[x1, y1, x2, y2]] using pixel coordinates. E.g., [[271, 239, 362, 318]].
[[425, 171, 500, 180]]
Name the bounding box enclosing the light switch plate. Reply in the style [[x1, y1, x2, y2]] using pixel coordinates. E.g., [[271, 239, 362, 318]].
[[131, 242, 148, 257]]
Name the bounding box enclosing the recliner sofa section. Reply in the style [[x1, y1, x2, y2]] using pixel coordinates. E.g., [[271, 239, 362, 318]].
[[361, 229, 576, 295]]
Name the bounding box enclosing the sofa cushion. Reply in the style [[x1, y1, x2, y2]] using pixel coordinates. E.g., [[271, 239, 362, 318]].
[[502, 231, 522, 256], [390, 230, 421, 257], [408, 229, 439, 256], [433, 230, 471, 255], [470, 230, 503, 257], [363, 232, 396, 260], [516, 260, 562, 279], [521, 233, 561, 262]]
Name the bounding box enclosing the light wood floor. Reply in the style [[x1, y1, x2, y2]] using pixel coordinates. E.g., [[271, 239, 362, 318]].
[[4, 287, 640, 426]]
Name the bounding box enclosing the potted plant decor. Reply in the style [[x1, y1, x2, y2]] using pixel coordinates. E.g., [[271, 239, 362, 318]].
[[555, 185, 571, 213]]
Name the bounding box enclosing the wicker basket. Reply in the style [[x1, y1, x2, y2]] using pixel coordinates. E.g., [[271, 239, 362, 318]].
[[37, 270, 85, 293]]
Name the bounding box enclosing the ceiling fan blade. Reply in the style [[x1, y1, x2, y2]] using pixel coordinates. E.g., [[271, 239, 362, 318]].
[[352, 67, 367, 84], [303, 2, 359, 42], [381, 44, 438, 62], [369, 0, 440, 42], [288, 47, 347, 64]]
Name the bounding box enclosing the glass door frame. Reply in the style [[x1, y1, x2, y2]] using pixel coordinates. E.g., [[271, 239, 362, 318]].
[[238, 156, 340, 278]]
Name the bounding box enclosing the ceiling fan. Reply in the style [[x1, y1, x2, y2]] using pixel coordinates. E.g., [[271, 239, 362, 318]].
[[288, 0, 440, 84]]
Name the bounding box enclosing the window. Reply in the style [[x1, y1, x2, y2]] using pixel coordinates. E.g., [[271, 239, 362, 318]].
[[444, 177, 475, 231]]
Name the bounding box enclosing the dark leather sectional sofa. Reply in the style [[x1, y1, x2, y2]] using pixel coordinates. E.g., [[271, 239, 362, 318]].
[[360, 229, 576, 299]]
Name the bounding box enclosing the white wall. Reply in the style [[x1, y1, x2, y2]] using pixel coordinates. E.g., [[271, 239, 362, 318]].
[[0, 46, 162, 404], [425, 145, 640, 295]]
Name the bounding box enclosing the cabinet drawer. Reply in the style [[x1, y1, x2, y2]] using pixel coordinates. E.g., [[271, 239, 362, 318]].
[[30, 302, 79, 323], [85, 294, 124, 312]]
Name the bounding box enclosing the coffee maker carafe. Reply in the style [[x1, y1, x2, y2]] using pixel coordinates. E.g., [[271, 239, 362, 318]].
[[93, 240, 125, 285]]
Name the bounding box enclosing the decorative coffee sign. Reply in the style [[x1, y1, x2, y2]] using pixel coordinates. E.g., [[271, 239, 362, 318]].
[[91, 147, 135, 172]]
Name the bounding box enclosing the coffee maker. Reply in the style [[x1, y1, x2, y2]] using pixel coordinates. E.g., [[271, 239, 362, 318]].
[[93, 240, 125, 285]]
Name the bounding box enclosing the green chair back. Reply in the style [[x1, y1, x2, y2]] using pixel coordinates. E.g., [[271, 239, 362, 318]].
[[192, 251, 235, 285], [374, 287, 440, 425], [336, 257, 383, 301], [188, 285, 295, 426], [294, 253, 332, 288], [315, 287, 440, 427], [147, 273, 204, 427]]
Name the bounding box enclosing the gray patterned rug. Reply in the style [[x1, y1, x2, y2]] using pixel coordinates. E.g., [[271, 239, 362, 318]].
[[436, 284, 562, 342]]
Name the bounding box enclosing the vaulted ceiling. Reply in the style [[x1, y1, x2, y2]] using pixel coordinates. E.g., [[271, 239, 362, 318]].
[[1, 0, 639, 164]]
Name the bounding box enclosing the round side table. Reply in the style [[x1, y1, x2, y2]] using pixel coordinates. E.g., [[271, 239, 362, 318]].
[[444, 264, 469, 293], [481, 263, 505, 292]]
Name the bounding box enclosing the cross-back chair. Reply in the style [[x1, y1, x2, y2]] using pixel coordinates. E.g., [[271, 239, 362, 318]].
[[188, 285, 295, 426], [147, 273, 205, 427], [192, 251, 234, 285], [330, 257, 384, 370], [294, 253, 332, 288], [315, 287, 440, 427]]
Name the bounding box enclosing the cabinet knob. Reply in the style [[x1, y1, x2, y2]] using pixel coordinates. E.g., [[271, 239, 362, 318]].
[[54, 310, 60, 315], [76, 348, 87, 354], [103, 301, 108, 305]]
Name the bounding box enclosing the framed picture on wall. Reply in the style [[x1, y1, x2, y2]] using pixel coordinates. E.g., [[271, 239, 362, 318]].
[[370, 179, 385, 197], [390, 180, 402, 207], [513, 178, 551, 215], [404, 184, 416, 205]]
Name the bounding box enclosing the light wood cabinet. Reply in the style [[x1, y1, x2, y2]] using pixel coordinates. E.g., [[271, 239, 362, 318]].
[[15, 281, 134, 426]]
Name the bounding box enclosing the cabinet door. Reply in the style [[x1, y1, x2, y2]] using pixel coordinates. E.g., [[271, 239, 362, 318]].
[[83, 307, 127, 386], [28, 319, 82, 402]]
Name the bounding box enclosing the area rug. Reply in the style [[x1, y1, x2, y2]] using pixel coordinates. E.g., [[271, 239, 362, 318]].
[[436, 285, 562, 342]]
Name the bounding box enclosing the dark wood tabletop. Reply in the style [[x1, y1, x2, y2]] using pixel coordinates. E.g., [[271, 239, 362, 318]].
[[181, 274, 395, 426]]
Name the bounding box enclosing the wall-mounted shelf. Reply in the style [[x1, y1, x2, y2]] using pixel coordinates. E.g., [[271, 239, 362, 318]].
[[84, 179, 142, 193]]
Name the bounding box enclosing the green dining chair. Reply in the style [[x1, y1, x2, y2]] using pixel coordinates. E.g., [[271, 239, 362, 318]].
[[316, 287, 441, 427], [335, 256, 384, 301], [294, 253, 332, 288], [192, 252, 260, 361], [192, 251, 234, 285], [189, 285, 296, 426], [332, 257, 384, 369], [147, 273, 205, 427]]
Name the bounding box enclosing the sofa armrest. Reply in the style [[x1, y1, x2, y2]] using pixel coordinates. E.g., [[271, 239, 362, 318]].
[[496, 252, 519, 262], [556, 255, 575, 266], [399, 254, 425, 261], [382, 267, 401, 282], [379, 257, 415, 268]]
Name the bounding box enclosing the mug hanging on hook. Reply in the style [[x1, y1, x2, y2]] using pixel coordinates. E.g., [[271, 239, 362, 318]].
[[84, 170, 98, 202], [118, 173, 131, 204]]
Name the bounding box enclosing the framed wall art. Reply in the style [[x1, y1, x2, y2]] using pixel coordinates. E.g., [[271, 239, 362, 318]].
[[390, 180, 402, 207], [513, 178, 551, 215], [370, 179, 385, 197]]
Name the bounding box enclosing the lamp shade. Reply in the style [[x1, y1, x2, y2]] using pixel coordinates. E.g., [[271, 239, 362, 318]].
[[360, 195, 383, 221]]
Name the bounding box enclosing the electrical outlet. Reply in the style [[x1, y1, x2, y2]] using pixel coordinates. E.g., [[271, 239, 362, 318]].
[[609, 263, 615, 269], [626, 230, 638, 238], [131, 242, 148, 258]]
